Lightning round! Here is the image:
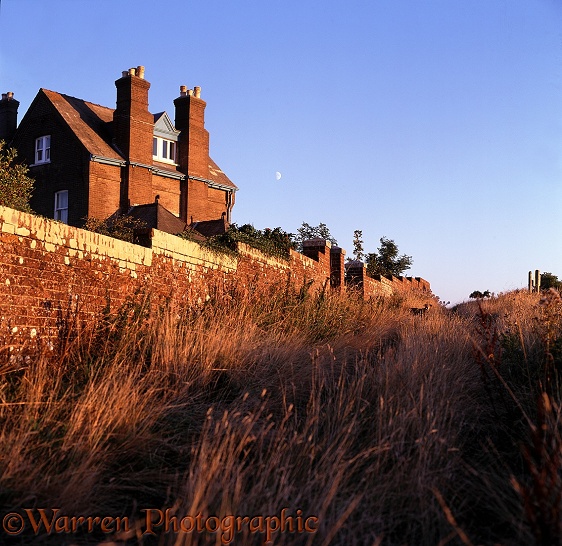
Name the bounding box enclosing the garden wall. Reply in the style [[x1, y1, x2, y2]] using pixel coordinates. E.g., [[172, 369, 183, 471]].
[[0, 206, 431, 345]]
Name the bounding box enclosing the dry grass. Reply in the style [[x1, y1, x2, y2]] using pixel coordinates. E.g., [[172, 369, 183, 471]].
[[0, 288, 561, 545]]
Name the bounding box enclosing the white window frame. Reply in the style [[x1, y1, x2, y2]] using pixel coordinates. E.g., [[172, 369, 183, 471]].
[[54, 190, 68, 224], [152, 137, 177, 164], [35, 135, 51, 164]]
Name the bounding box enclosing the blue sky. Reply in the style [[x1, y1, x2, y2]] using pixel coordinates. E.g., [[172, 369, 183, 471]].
[[1, 0, 561, 304]]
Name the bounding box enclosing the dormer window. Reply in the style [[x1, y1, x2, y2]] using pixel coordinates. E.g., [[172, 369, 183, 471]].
[[153, 137, 177, 164], [35, 135, 51, 164], [152, 112, 180, 166]]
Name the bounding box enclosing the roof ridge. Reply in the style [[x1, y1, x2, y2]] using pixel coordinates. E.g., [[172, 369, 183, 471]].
[[41, 88, 114, 112], [39, 88, 120, 159]]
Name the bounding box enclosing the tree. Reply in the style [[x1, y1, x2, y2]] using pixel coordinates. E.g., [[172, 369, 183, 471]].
[[469, 290, 491, 299], [205, 223, 296, 259], [0, 140, 34, 213], [540, 272, 562, 291], [294, 222, 337, 251], [365, 236, 413, 277], [83, 214, 147, 243], [352, 229, 364, 261]]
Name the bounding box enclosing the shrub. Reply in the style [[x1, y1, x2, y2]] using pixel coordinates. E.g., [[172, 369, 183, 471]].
[[83, 214, 147, 243], [0, 140, 34, 213], [202, 223, 296, 260]]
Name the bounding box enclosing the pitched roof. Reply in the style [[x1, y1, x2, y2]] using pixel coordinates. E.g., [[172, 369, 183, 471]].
[[208, 158, 237, 190], [41, 89, 122, 160], [41, 89, 237, 190], [152, 159, 184, 177], [181, 225, 208, 242], [128, 202, 187, 235], [153, 112, 180, 139], [191, 217, 229, 237]]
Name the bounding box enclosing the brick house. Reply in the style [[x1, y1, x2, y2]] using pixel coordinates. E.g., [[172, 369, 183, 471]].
[[0, 66, 237, 235]]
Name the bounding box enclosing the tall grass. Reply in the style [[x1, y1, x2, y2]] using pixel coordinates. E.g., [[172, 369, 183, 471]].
[[0, 288, 560, 545]]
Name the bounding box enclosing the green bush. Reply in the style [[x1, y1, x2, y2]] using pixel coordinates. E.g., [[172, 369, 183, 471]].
[[200, 223, 296, 260], [83, 214, 147, 243], [0, 140, 34, 213]]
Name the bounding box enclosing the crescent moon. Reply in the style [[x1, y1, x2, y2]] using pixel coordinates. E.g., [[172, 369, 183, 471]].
[[275, 171, 282, 181]]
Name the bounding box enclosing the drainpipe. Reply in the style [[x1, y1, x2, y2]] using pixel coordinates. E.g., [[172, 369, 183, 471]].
[[225, 192, 230, 224]]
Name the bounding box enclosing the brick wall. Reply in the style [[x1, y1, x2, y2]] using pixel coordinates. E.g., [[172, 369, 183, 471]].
[[152, 173, 181, 217], [0, 206, 432, 342], [346, 262, 395, 298], [12, 92, 91, 225], [187, 179, 229, 224], [88, 162, 122, 221], [174, 93, 210, 180], [206, 186, 229, 219], [113, 72, 154, 209], [345, 262, 431, 300]]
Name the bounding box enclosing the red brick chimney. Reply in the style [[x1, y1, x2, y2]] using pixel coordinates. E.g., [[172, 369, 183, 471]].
[[173, 85, 210, 180], [174, 85, 211, 223], [0, 92, 19, 143], [113, 66, 154, 209]]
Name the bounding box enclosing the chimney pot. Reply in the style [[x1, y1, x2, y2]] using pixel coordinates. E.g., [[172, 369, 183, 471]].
[[194, 86, 201, 98], [113, 64, 152, 209], [180, 85, 187, 97], [137, 66, 145, 79], [173, 82, 210, 197], [0, 90, 20, 141], [122, 71, 129, 78]]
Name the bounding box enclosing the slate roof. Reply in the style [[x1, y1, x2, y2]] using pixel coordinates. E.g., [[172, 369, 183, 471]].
[[128, 202, 187, 235], [191, 217, 229, 238], [181, 225, 208, 242], [42, 89, 122, 160], [152, 159, 184, 177], [41, 89, 237, 190], [208, 158, 237, 190]]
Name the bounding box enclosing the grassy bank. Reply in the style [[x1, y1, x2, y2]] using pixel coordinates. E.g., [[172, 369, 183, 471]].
[[1, 287, 561, 545]]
